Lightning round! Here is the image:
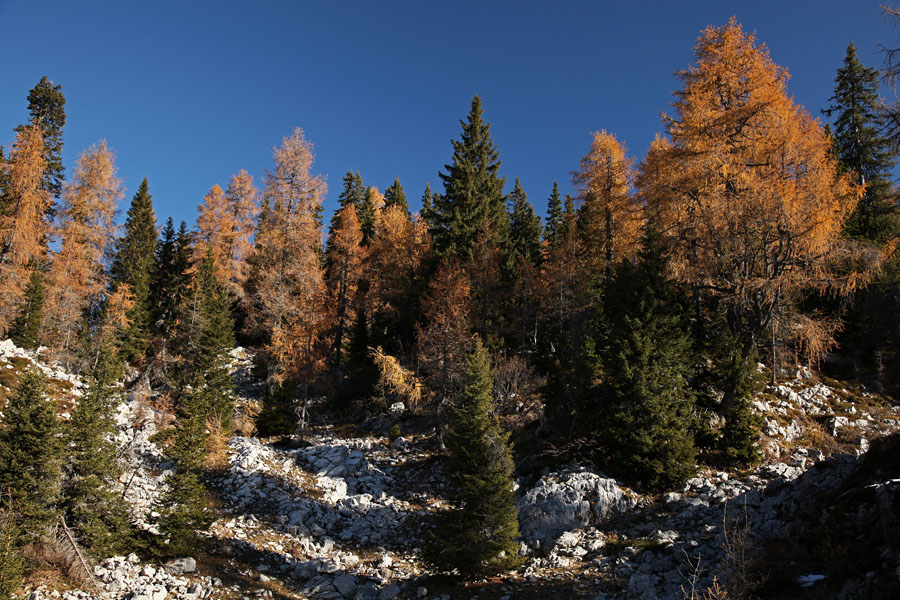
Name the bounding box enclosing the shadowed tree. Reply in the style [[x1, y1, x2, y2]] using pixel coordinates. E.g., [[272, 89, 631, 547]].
[[425, 339, 523, 577]]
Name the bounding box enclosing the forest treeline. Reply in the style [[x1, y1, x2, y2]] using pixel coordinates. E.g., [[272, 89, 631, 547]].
[[1, 18, 900, 584]]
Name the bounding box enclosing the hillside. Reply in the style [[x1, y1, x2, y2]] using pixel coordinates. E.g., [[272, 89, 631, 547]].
[[4, 339, 897, 600]]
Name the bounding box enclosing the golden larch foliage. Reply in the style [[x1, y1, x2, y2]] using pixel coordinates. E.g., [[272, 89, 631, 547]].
[[224, 170, 259, 299], [367, 205, 433, 329], [416, 259, 473, 403], [245, 128, 330, 388], [325, 204, 366, 375], [194, 183, 231, 279], [44, 141, 124, 355], [370, 346, 423, 410], [0, 125, 51, 335], [573, 131, 643, 268], [636, 19, 865, 361]]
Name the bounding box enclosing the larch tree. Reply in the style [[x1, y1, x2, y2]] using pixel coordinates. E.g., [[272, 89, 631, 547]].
[[223, 170, 259, 299], [367, 205, 433, 359], [193, 183, 231, 278], [637, 19, 863, 394], [0, 125, 51, 336], [573, 131, 642, 276], [324, 204, 366, 382], [17, 76, 66, 199], [244, 128, 329, 410], [44, 141, 123, 361], [111, 177, 158, 362], [433, 95, 508, 261], [417, 259, 473, 407]]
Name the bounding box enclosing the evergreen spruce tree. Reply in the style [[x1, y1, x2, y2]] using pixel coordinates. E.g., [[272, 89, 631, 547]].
[[9, 269, 45, 349], [425, 339, 523, 577], [0, 371, 62, 539], [358, 187, 378, 243], [508, 178, 542, 266], [16, 76, 66, 199], [154, 388, 211, 555], [337, 171, 368, 211], [599, 227, 697, 492], [383, 177, 409, 215], [62, 341, 132, 556], [717, 340, 763, 465], [824, 42, 898, 243], [0, 494, 24, 600], [111, 177, 157, 361], [433, 96, 508, 261], [544, 181, 563, 246], [421, 182, 436, 232], [179, 253, 236, 423]]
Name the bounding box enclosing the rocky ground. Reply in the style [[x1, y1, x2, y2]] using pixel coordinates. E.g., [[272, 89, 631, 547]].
[[9, 343, 900, 600]]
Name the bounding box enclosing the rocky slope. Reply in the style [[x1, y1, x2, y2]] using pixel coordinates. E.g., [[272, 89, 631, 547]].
[[9, 342, 900, 600]]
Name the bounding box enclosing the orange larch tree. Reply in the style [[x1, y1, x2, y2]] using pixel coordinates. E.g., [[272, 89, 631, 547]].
[[416, 259, 473, 407], [637, 19, 865, 373], [0, 125, 51, 335], [324, 203, 366, 381], [367, 205, 433, 359], [573, 131, 642, 274], [244, 128, 329, 405], [193, 183, 231, 280], [44, 141, 123, 358], [223, 170, 258, 299]]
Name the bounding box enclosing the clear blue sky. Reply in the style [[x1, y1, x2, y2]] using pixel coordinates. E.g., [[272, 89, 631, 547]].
[[1, 0, 897, 229]]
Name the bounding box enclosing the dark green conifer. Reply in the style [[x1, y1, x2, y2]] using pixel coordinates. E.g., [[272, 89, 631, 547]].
[[16, 76, 66, 199], [600, 226, 697, 492], [10, 270, 45, 350], [421, 182, 436, 231], [824, 43, 898, 243], [717, 341, 763, 465], [337, 171, 368, 211], [111, 177, 158, 362], [425, 339, 523, 577], [359, 187, 378, 243], [0, 371, 62, 539], [62, 341, 132, 556], [434, 96, 508, 261], [155, 388, 211, 555], [383, 177, 409, 215], [180, 253, 235, 423], [544, 182, 563, 246], [0, 497, 24, 600], [508, 178, 542, 266]]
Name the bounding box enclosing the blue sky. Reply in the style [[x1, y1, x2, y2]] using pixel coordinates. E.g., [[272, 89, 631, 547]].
[[1, 0, 897, 229]]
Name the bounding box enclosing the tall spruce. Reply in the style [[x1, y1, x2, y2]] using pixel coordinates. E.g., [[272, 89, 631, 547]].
[[111, 177, 157, 361], [599, 227, 697, 492], [0, 371, 62, 540], [425, 339, 523, 577], [421, 182, 436, 231], [177, 252, 235, 421], [383, 177, 409, 215], [508, 178, 542, 266], [824, 42, 898, 243], [544, 181, 563, 246], [434, 96, 508, 261], [62, 341, 131, 555], [16, 76, 66, 199]]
